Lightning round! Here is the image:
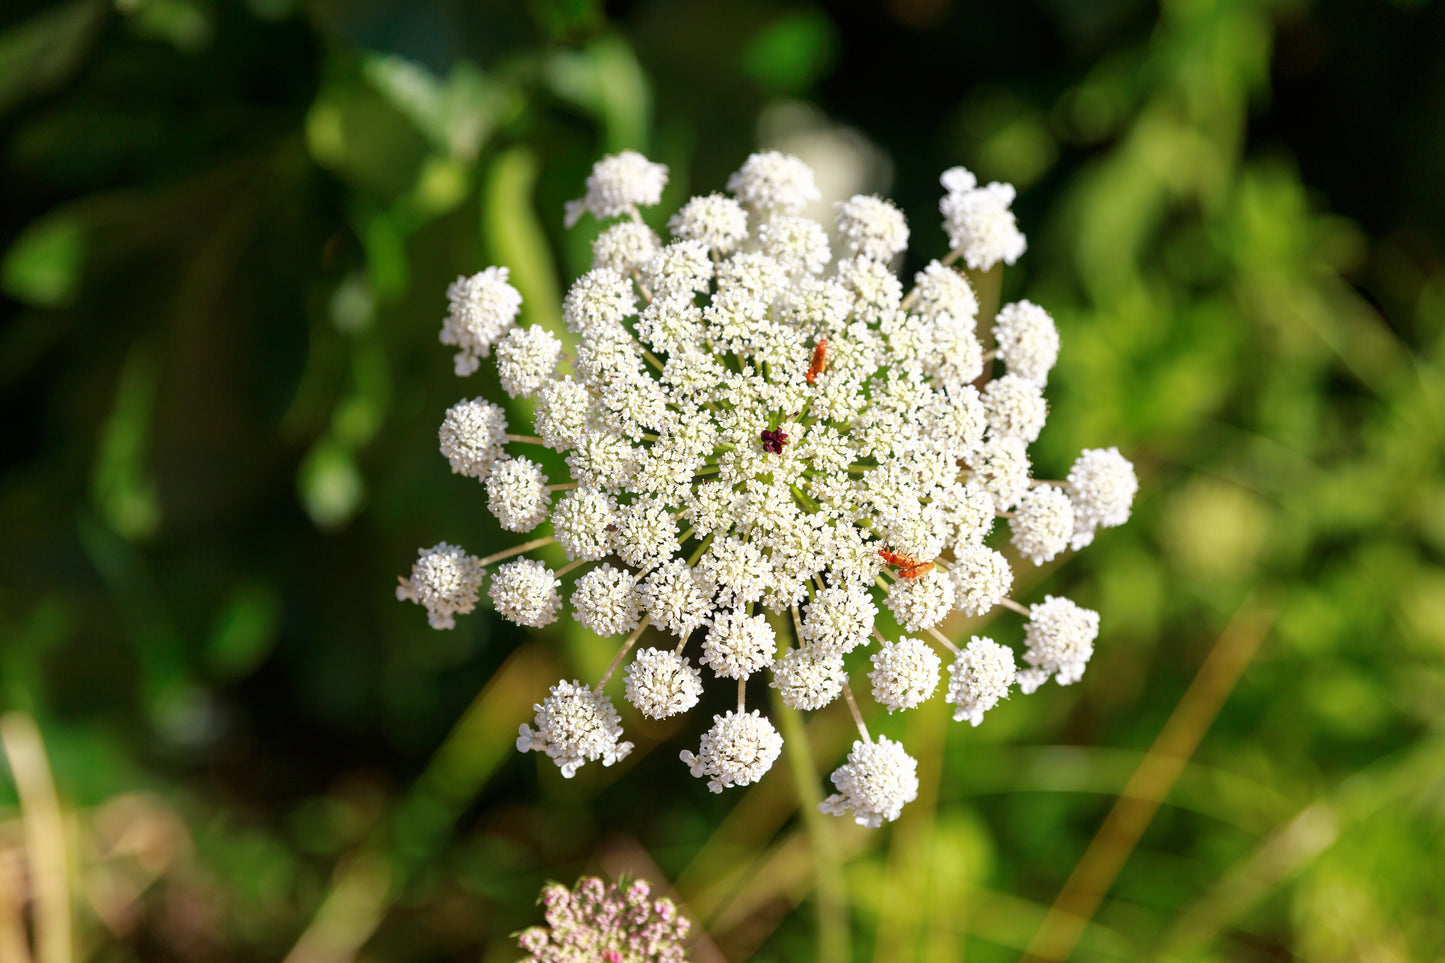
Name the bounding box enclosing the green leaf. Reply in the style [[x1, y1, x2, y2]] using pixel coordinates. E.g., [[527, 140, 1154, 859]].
[[2, 214, 86, 307]]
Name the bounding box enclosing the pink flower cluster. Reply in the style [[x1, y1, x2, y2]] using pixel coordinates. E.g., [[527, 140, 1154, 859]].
[[516, 875, 692, 963]]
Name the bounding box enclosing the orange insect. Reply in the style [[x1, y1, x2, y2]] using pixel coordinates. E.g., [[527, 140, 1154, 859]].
[[878, 548, 935, 580], [805, 338, 829, 385]]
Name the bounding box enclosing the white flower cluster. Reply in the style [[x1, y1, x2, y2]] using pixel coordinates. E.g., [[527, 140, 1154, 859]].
[[399, 150, 1138, 826]]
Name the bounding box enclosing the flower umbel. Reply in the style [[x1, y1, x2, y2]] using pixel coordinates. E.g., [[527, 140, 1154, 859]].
[[516, 875, 692, 963], [400, 149, 1137, 824]]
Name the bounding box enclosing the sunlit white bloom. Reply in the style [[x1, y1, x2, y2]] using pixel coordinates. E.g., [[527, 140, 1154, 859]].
[[884, 572, 956, 632], [639, 559, 711, 639], [912, 260, 978, 325], [565, 150, 669, 227], [438, 398, 508, 480], [1066, 447, 1138, 550], [870, 636, 942, 712], [836, 195, 909, 262], [700, 609, 776, 680], [591, 220, 660, 274], [1011, 484, 1075, 565], [939, 167, 1027, 271], [949, 544, 1013, 616], [489, 558, 562, 628], [624, 648, 704, 719], [669, 193, 749, 254], [993, 300, 1059, 386], [972, 434, 1032, 511], [819, 735, 919, 828], [727, 150, 820, 215], [801, 583, 878, 655], [517, 680, 633, 777], [484, 456, 551, 533], [440, 266, 522, 375], [1019, 595, 1100, 693], [570, 564, 641, 636], [947, 637, 1016, 725], [982, 374, 1048, 443], [562, 267, 636, 337], [395, 543, 484, 630], [680, 710, 783, 792], [494, 325, 563, 398], [770, 649, 846, 710], [758, 216, 831, 276]]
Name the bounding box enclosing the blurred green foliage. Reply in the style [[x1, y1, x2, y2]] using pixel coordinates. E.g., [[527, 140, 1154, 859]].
[[2, 0, 1444, 961]]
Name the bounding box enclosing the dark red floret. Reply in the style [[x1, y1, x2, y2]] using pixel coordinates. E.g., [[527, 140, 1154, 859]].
[[760, 427, 789, 454]]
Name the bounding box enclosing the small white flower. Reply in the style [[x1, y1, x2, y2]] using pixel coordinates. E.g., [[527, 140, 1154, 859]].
[[571, 564, 641, 636], [489, 558, 562, 628], [624, 648, 704, 719], [835, 195, 909, 262], [494, 325, 563, 398], [800, 583, 878, 656], [440, 266, 522, 376], [758, 216, 831, 276], [993, 300, 1059, 386], [592, 220, 660, 274], [982, 374, 1048, 443], [911, 260, 978, 325], [971, 434, 1031, 511], [396, 543, 485, 630], [1066, 447, 1138, 549], [640, 559, 712, 639], [818, 735, 919, 828], [939, 167, 1027, 271], [770, 648, 846, 710], [697, 536, 772, 609], [562, 268, 636, 337], [517, 679, 633, 777], [641, 240, 714, 298], [613, 497, 680, 570], [935, 480, 996, 550], [533, 377, 593, 452], [884, 572, 956, 632], [947, 636, 1016, 725], [551, 487, 615, 561], [485, 456, 551, 533], [727, 150, 820, 216], [438, 398, 508, 480], [1011, 484, 1075, 565], [669, 193, 749, 254], [1019, 595, 1100, 693], [949, 544, 1013, 616], [869, 636, 942, 712], [680, 709, 784, 792], [565, 150, 669, 227], [700, 609, 776, 680]]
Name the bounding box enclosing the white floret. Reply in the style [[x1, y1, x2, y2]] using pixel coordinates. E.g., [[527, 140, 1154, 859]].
[[993, 300, 1059, 386], [911, 260, 978, 325], [883, 572, 956, 632], [489, 558, 562, 628], [440, 266, 522, 375], [949, 544, 1013, 616], [835, 195, 909, 262], [939, 167, 1027, 271], [679, 710, 783, 792], [570, 564, 641, 636], [700, 609, 776, 680], [396, 542, 485, 630], [494, 325, 562, 398], [818, 735, 919, 828], [799, 583, 878, 656], [591, 220, 660, 274], [946, 636, 1016, 725], [769, 649, 846, 710], [970, 434, 1031, 511], [551, 487, 615, 561], [485, 456, 551, 532], [1010, 484, 1075, 565], [564, 150, 669, 227], [669, 193, 749, 254], [1018, 595, 1100, 693], [639, 559, 712, 639], [869, 636, 942, 712], [1066, 447, 1138, 549], [562, 268, 637, 336], [757, 216, 831, 276], [727, 150, 820, 216], [516, 679, 633, 777], [438, 398, 508, 480], [982, 374, 1048, 444], [624, 648, 704, 719]]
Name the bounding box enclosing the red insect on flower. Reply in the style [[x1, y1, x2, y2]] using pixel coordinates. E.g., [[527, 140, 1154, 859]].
[[878, 548, 935, 580], [805, 338, 829, 385]]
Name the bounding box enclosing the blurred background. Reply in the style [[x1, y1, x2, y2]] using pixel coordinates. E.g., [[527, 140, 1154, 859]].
[[3, 0, 1445, 960]]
